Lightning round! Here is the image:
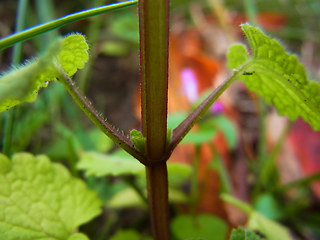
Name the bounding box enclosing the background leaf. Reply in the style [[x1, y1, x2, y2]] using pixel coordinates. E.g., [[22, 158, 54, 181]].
[[229, 227, 262, 240], [78, 151, 144, 177], [171, 214, 228, 240], [0, 153, 101, 240]]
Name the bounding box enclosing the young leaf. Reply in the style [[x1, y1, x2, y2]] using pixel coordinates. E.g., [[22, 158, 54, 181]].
[[0, 153, 102, 240], [228, 23, 320, 130], [0, 33, 88, 112], [130, 129, 146, 154], [229, 227, 262, 240]]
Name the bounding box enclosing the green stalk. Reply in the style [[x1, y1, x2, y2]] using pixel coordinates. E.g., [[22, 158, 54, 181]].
[[35, 0, 57, 50], [139, 0, 170, 239], [0, 0, 138, 50], [78, 0, 106, 93], [2, 0, 28, 156], [58, 72, 147, 164], [278, 171, 320, 192]]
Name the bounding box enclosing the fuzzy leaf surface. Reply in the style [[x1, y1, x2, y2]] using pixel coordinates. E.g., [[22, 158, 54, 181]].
[[0, 34, 88, 112], [0, 153, 101, 240], [226, 44, 249, 70], [228, 24, 320, 130]]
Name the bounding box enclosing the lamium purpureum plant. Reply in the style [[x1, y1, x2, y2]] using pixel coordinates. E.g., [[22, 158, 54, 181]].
[[0, 0, 320, 240]]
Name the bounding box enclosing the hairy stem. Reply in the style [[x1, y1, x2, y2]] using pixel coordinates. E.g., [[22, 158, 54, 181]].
[[58, 73, 147, 164], [165, 70, 244, 159], [146, 163, 170, 240]]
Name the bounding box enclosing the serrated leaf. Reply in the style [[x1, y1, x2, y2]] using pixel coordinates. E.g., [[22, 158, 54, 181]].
[[229, 227, 262, 240], [0, 33, 88, 112], [57, 34, 89, 76], [0, 152, 101, 240], [229, 23, 320, 130], [171, 214, 228, 240], [227, 44, 249, 70]]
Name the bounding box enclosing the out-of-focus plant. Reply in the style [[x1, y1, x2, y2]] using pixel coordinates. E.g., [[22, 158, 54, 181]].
[[0, 0, 320, 240]]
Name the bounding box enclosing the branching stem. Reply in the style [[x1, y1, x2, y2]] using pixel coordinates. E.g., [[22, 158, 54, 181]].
[[58, 73, 147, 164]]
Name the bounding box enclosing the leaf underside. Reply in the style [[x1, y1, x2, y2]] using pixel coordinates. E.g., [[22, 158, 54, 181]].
[[0, 153, 101, 240], [0, 34, 88, 112], [228, 23, 320, 130]]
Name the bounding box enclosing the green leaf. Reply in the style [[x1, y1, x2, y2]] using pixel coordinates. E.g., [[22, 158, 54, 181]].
[[229, 227, 262, 240], [228, 23, 320, 130], [67, 233, 90, 240], [110, 229, 140, 240], [57, 34, 89, 76], [227, 44, 249, 70], [181, 121, 217, 145], [221, 194, 292, 240], [171, 214, 228, 240], [0, 152, 102, 240], [0, 33, 88, 112], [214, 115, 237, 149], [78, 151, 144, 177], [248, 212, 291, 240], [107, 187, 146, 209], [167, 112, 188, 129], [130, 129, 146, 154], [109, 229, 151, 240], [253, 194, 283, 220]]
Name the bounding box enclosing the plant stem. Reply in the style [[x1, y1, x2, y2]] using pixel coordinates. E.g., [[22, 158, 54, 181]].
[[138, 0, 170, 238], [78, 0, 106, 94], [278, 171, 320, 192], [146, 162, 170, 240], [2, 0, 28, 156], [58, 73, 147, 164], [139, 0, 169, 160], [166, 70, 244, 158], [35, 0, 57, 51], [0, 0, 138, 50]]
